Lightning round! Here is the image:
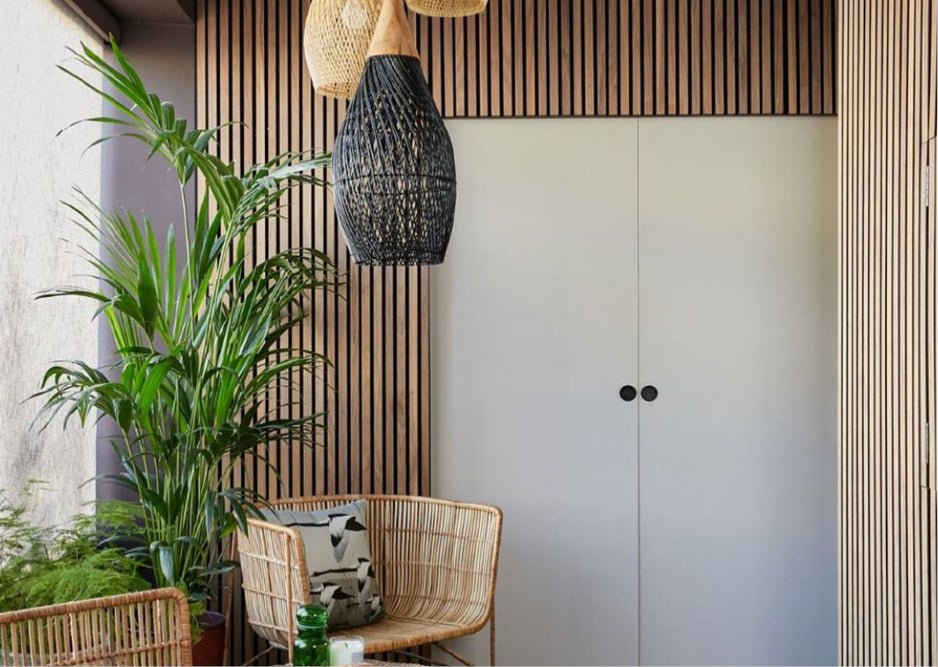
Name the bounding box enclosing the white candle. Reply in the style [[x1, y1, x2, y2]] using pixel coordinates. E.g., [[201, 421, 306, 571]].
[[329, 636, 364, 665], [329, 643, 351, 666]]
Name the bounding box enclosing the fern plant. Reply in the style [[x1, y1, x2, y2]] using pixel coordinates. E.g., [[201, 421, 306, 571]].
[[33, 40, 334, 615], [0, 490, 149, 613]]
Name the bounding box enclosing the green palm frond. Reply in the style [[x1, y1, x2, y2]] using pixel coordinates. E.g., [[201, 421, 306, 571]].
[[38, 38, 336, 605]]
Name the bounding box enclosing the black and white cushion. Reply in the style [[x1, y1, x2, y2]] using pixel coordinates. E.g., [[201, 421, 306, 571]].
[[264, 500, 384, 630]]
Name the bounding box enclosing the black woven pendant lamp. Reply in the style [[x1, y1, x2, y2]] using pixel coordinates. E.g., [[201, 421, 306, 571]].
[[331, 0, 456, 265]]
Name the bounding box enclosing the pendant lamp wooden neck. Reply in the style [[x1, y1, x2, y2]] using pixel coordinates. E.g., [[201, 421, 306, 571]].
[[367, 0, 419, 58]]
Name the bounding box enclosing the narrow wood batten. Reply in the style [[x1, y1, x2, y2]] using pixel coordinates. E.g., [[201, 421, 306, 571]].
[[196, 0, 836, 663], [839, 1, 937, 664]]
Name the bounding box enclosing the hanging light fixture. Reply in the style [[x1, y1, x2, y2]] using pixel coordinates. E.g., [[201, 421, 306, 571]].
[[331, 0, 457, 265], [405, 0, 487, 18], [303, 0, 381, 99]]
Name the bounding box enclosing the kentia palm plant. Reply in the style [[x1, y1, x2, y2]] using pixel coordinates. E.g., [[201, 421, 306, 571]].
[[34, 40, 335, 622]]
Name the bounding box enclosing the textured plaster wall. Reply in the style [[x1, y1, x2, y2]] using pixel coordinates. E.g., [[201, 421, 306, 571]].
[[0, 2, 102, 526]]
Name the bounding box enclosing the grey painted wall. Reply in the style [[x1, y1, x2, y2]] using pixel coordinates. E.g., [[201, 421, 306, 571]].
[[97, 22, 195, 500]]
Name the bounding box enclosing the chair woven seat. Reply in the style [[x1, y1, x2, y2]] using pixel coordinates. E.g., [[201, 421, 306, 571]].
[[353, 614, 468, 653], [236, 494, 503, 665]]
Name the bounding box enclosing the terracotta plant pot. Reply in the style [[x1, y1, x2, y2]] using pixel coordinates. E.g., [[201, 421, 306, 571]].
[[191, 611, 226, 666]]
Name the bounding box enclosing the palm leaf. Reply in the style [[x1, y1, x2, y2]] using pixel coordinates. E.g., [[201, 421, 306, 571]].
[[36, 39, 338, 605]]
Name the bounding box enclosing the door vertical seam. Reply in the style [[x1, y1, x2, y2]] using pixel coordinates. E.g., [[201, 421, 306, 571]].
[[636, 117, 643, 667]]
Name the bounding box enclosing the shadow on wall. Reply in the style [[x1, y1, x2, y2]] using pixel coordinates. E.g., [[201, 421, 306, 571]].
[[97, 22, 196, 503]]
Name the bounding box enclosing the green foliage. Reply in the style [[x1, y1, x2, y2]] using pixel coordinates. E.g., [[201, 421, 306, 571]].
[[33, 39, 335, 608], [14, 549, 149, 610], [0, 490, 47, 605], [0, 491, 148, 613]]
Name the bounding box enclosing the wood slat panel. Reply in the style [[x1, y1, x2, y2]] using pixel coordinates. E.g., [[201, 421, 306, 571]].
[[334, 0, 835, 117], [839, 0, 938, 664], [197, 2, 429, 663], [197, 1, 839, 663]]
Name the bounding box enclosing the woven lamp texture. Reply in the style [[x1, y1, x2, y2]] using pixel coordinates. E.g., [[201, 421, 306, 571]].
[[303, 0, 381, 99], [332, 55, 456, 264], [406, 0, 487, 17]]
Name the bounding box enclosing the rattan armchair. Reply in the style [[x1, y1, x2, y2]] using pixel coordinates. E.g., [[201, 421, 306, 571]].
[[0, 588, 193, 666], [236, 495, 502, 665]]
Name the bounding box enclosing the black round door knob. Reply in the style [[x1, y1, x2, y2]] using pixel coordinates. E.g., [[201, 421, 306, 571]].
[[641, 385, 659, 402], [619, 385, 637, 402]]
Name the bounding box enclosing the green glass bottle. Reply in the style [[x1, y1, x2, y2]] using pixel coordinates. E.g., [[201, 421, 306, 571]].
[[292, 604, 330, 666]]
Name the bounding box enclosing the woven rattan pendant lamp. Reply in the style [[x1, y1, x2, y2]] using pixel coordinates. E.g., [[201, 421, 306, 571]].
[[303, 0, 381, 99], [405, 0, 487, 18], [331, 0, 457, 265]]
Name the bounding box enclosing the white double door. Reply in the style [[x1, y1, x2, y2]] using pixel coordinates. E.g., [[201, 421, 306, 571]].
[[433, 117, 836, 665]]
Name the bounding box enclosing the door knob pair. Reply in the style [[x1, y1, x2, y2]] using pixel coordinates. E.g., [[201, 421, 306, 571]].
[[619, 385, 658, 402]]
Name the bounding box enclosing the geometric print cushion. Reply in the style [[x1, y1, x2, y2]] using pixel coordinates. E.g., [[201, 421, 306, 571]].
[[263, 500, 384, 630]]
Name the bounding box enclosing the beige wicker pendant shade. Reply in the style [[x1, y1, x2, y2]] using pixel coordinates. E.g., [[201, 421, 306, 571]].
[[405, 0, 487, 17], [303, 0, 381, 99]]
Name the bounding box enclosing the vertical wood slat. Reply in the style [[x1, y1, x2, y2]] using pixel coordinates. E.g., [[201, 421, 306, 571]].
[[678, 0, 689, 114], [750, 0, 761, 113], [840, 0, 938, 664], [762, 0, 773, 111], [702, 0, 712, 113]]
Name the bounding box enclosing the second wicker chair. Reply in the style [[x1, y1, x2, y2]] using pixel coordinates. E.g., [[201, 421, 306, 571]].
[[0, 588, 192, 666], [236, 495, 502, 665]]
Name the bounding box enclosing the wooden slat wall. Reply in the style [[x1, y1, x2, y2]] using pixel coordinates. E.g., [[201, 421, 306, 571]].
[[198, 3, 430, 663], [414, 0, 836, 116], [839, 0, 937, 664], [195, 1, 836, 663]]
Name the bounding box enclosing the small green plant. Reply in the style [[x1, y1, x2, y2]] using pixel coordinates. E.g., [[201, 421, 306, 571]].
[[0, 489, 149, 613]]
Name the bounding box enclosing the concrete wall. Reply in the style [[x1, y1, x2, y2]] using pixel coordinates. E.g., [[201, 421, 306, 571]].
[[0, 6, 196, 519], [0, 1, 103, 527], [97, 22, 196, 501]]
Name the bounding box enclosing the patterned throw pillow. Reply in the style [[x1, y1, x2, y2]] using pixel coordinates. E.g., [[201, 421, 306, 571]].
[[264, 500, 384, 629]]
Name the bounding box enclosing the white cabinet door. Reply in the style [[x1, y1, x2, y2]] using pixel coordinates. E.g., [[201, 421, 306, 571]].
[[636, 117, 837, 665], [434, 118, 641, 665]]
